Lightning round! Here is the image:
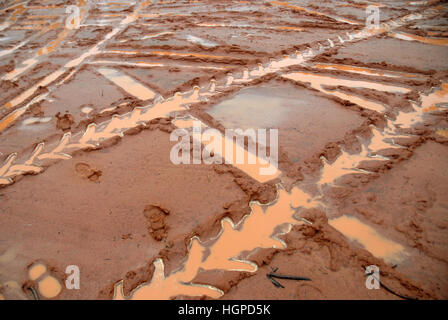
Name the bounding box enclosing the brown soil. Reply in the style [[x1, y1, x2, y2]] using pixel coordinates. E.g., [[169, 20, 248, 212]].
[[0, 0, 447, 301]]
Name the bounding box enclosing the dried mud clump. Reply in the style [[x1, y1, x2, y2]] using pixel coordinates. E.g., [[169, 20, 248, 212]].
[[143, 205, 170, 241], [75, 163, 102, 182], [55, 112, 75, 131], [28, 102, 44, 117]]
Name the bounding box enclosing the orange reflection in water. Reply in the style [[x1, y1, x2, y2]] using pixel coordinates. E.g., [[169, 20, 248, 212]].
[[421, 83, 448, 110], [436, 129, 448, 138], [114, 187, 319, 299], [282, 72, 410, 113], [271, 1, 360, 24], [312, 63, 424, 79], [0, 108, 27, 132], [98, 68, 157, 100], [390, 31, 448, 46], [329, 215, 406, 263], [172, 119, 281, 183]]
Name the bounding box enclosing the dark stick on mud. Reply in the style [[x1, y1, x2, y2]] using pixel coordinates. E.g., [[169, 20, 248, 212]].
[[28, 287, 39, 300], [267, 267, 311, 288], [365, 270, 416, 300], [266, 274, 285, 288]]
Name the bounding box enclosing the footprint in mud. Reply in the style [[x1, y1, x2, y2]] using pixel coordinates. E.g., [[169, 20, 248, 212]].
[[143, 205, 170, 241], [24, 262, 63, 300], [55, 112, 75, 131], [75, 162, 102, 182], [28, 102, 44, 117], [297, 283, 325, 299]]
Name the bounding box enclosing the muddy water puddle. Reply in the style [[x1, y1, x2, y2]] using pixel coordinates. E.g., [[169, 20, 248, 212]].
[[270, 1, 361, 25], [183, 35, 218, 48], [28, 263, 46, 281], [97, 68, 157, 100], [333, 37, 448, 71], [282, 71, 409, 113], [114, 186, 320, 299], [28, 263, 62, 299], [329, 215, 407, 264], [395, 82, 448, 128], [172, 117, 281, 183], [311, 63, 426, 80], [206, 81, 363, 164], [389, 31, 448, 46]]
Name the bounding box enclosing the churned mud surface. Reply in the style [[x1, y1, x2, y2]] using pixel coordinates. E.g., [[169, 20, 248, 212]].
[[332, 36, 448, 71], [0, 0, 447, 300], [334, 141, 448, 298], [0, 128, 247, 299]]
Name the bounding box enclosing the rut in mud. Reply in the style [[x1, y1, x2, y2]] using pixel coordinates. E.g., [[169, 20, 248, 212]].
[[0, 0, 447, 300]]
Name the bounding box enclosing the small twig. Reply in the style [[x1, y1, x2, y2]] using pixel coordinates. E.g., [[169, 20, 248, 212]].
[[270, 273, 312, 281], [266, 274, 285, 288], [28, 287, 39, 300], [266, 267, 311, 288]]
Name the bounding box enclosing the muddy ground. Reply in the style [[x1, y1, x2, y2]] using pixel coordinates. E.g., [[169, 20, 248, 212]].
[[0, 0, 447, 300]]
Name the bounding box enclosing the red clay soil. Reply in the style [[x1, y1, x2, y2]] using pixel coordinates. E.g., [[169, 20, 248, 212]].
[[0, 0, 447, 300]]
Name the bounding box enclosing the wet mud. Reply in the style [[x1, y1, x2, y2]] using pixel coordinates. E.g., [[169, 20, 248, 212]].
[[0, 0, 447, 300]]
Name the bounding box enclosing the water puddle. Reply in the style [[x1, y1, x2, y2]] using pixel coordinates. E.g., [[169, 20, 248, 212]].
[[329, 90, 387, 113], [106, 49, 231, 60], [97, 68, 157, 100], [420, 83, 448, 110], [3, 1, 88, 81], [90, 60, 164, 68], [26, 15, 59, 20], [26, 5, 65, 10], [184, 35, 218, 48], [1, 69, 65, 111], [0, 107, 27, 132], [1, 0, 152, 123], [270, 1, 361, 25], [120, 31, 173, 42], [27, 263, 62, 298], [394, 103, 425, 128], [172, 118, 281, 183], [311, 63, 424, 79], [395, 83, 448, 128], [282, 72, 410, 113], [283, 71, 410, 94], [75, 92, 187, 148], [389, 31, 448, 46], [114, 186, 319, 299], [436, 129, 448, 138], [318, 144, 373, 187], [28, 264, 47, 281], [368, 125, 407, 152], [206, 86, 296, 129], [329, 215, 407, 263], [21, 20, 50, 25], [37, 275, 62, 298], [22, 117, 52, 126], [275, 26, 304, 31], [426, 30, 448, 37], [0, 3, 26, 32], [81, 106, 93, 115], [0, 91, 187, 186], [11, 25, 45, 30]]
